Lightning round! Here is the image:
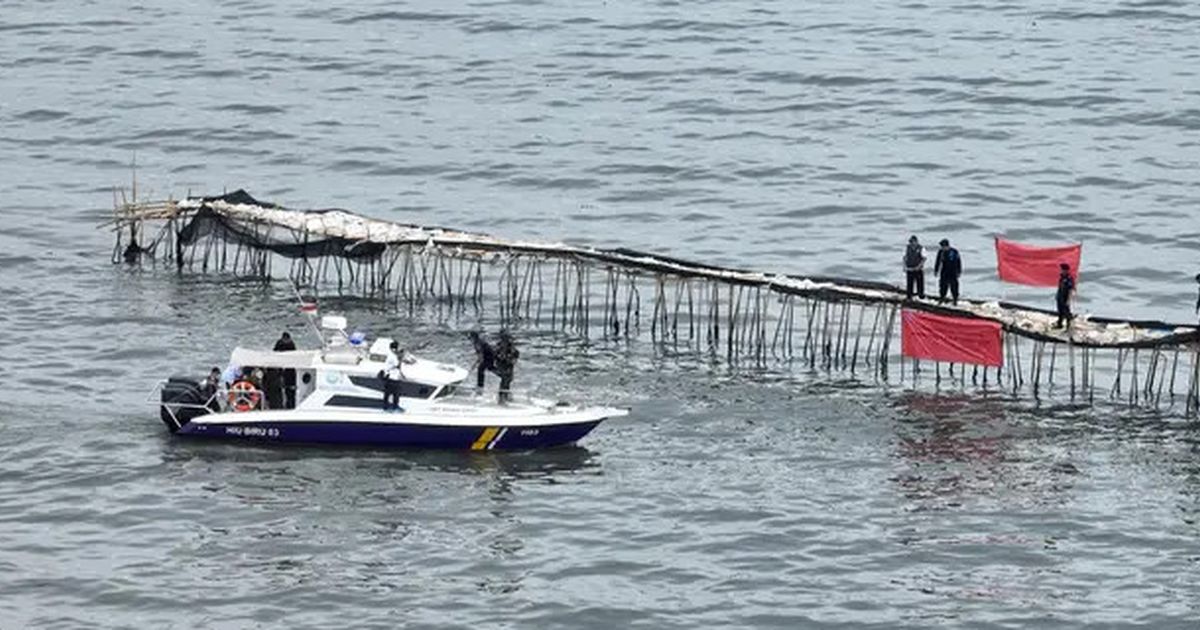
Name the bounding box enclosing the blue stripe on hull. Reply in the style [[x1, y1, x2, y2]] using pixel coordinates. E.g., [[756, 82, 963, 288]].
[[177, 420, 601, 449]]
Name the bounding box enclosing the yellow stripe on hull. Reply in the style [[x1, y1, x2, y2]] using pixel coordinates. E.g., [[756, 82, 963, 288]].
[[471, 427, 499, 450]]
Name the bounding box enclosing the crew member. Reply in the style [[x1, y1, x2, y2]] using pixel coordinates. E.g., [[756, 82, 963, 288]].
[[469, 331, 496, 390], [494, 331, 520, 404], [273, 331, 297, 409], [933, 238, 962, 304], [1054, 262, 1075, 329], [200, 367, 222, 412], [903, 235, 926, 300], [382, 340, 403, 412]]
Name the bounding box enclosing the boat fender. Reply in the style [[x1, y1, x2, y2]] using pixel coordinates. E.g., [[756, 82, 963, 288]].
[[228, 380, 261, 412]]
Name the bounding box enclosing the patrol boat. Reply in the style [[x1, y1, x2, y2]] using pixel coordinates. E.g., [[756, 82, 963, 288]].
[[154, 315, 626, 449]]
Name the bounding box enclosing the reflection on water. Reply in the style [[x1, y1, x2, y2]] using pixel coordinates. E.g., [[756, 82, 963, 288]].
[[149, 440, 602, 601], [160, 440, 599, 478], [889, 392, 1081, 512]]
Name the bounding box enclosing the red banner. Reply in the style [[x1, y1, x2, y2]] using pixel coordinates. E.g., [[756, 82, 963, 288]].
[[901, 310, 1003, 367], [994, 237, 1081, 287]]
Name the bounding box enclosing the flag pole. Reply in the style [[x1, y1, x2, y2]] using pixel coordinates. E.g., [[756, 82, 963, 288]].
[[290, 281, 325, 346], [995, 235, 1009, 305]]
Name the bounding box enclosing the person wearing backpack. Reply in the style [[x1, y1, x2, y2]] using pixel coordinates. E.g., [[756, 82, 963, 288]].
[[903, 235, 926, 300], [934, 238, 962, 304]]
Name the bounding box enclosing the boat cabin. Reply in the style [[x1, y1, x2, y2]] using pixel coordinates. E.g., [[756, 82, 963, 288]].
[[225, 316, 468, 412]]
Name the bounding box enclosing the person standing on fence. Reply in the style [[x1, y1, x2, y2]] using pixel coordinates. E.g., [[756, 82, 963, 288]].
[[934, 238, 962, 304], [903, 235, 926, 300], [494, 332, 520, 404], [1054, 262, 1076, 329]]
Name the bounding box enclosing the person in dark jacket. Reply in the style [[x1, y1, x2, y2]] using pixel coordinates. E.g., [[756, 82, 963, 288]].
[[903, 235, 926, 300], [1053, 263, 1076, 329], [469, 331, 496, 389], [494, 332, 520, 404], [933, 238, 962, 304], [272, 331, 297, 409]]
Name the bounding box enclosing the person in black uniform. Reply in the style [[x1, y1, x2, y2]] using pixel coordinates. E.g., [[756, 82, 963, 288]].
[[903, 235, 926, 300], [273, 331, 297, 409], [933, 238, 962, 304], [469, 331, 496, 389], [1054, 263, 1075, 329], [494, 331, 520, 404]]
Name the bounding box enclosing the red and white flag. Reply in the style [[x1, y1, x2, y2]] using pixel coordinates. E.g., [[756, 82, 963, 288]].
[[994, 237, 1081, 287]]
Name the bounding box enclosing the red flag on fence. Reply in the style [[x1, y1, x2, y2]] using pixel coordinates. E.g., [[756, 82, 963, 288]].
[[994, 237, 1082, 287], [901, 309, 1003, 367]]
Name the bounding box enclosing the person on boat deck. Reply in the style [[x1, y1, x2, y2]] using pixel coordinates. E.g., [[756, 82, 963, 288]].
[[933, 238, 962, 304], [494, 331, 520, 404], [469, 331, 497, 389], [903, 235, 926, 300], [272, 331, 297, 409], [200, 367, 222, 412], [1054, 262, 1076, 329], [382, 340, 404, 412], [263, 368, 282, 410]]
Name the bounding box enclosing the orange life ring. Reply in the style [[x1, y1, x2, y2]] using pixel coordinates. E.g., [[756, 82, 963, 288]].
[[228, 380, 261, 412]]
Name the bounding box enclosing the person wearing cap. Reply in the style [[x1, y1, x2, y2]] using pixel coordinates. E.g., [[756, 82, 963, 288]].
[[903, 236, 926, 300], [933, 238, 962, 304], [1054, 262, 1076, 329]]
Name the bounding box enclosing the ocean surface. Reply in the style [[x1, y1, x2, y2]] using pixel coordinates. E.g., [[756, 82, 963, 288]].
[[2, 0, 1199, 627]]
